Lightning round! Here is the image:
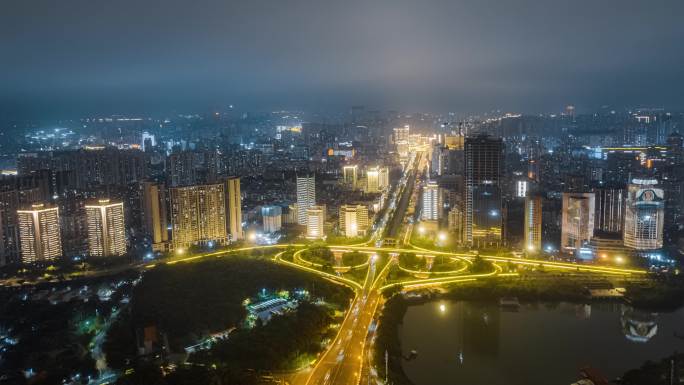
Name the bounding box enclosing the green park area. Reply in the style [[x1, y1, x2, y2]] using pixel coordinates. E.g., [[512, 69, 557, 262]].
[[105, 256, 353, 385]]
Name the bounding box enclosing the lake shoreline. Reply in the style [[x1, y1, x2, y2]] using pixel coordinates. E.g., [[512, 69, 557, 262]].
[[374, 278, 684, 385]]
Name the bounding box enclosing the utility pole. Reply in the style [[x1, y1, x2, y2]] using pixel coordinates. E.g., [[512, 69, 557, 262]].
[[385, 349, 388, 384]]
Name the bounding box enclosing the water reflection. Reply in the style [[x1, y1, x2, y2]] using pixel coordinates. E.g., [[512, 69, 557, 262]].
[[621, 307, 658, 343], [401, 300, 682, 385]]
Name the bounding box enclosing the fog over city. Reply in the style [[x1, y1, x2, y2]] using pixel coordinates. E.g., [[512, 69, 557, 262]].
[[2, 0, 684, 118]]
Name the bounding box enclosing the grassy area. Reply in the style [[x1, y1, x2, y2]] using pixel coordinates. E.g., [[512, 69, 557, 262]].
[[624, 277, 684, 311], [191, 302, 335, 371], [325, 235, 369, 245], [373, 295, 414, 385], [104, 256, 353, 382]]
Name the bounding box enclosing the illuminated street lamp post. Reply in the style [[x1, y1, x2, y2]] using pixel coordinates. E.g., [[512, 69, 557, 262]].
[[436, 231, 447, 248]]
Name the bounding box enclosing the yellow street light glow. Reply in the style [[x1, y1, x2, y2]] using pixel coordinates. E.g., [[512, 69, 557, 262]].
[[438, 232, 447, 241]]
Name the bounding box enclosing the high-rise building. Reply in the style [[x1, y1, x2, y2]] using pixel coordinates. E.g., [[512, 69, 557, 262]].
[[623, 179, 664, 250], [366, 166, 388, 193], [142, 131, 156, 152], [225, 177, 243, 241], [306, 206, 325, 239], [141, 181, 168, 251], [421, 180, 442, 221], [464, 135, 504, 247], [342, 165, 358, 188], [17, 147, 148, 190], [366, 167, 379, 193], [297, 175, 316, 225], [0, 182, 46, 265], [447, 205, 463, 244], [394, 125, 410, 159], [378, 167, 389, 190], [85, 199, 127, 257], [170, 183, 227, 249], [17, 203, 62, 264], [561, 192, 596, 255], [524, 194, 543, 253], [339, 204, 369, 237], [283, 203, 298, 225], [262, 206, 282, 233], [594, 185, 625, 234], [516, 180, 528, 198], [57, 191, 89, 258]]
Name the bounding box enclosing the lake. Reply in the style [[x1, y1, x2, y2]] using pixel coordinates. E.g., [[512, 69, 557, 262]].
[[399, 300, 684, 384]]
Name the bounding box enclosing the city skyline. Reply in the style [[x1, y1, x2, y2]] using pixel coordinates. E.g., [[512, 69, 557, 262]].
[[2, 1, 684, 385]]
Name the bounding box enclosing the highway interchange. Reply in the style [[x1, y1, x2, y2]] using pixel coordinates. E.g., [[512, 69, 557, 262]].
[[0, 149, 650, 385]]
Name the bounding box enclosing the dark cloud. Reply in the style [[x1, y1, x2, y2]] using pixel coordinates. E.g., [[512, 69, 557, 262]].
[[2, 0, 683, 117]]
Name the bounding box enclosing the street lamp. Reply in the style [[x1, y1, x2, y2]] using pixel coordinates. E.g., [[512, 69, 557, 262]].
[[438, 232, 447, 242], [418, 225, 426, 236]]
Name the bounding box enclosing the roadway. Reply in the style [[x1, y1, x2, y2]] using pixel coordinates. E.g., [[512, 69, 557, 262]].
[[300, 256, 391, 385], [385, 151, 423, 240], [0, 150, 652, 385]]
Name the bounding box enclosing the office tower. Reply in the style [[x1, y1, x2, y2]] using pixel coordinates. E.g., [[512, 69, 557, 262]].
[[561, 192, 596, 255], [422, 180, 442, 221], [464, 135, 504, 248], [366, 166, 388, 193], [262, 205, 282, 233], [141, 182, 169, 251], [594, 185, 625, 234], [378, 167, 389, 189], [524, 194, 543, 253], [17, 203, 62, 264], [170, 183, 227, 249], [85, 199, 127, 257], [283, 204, 298, 225], [623, 179, 664, 250], [142, 131, 156, 152], [444, 134, 465, 150], [297, 175, 316, 225], [394, 125, 410, 159], [339, 204, 369, 237], [225, 177, 243, 241], [516, 180, 528, 198], [366, 167, 380, 193], [306, 206, 325, 239], [394, 125, 410, 143], [667, 132, 683, 165], [343, 165, 358, 188], [431, 145, 450, 177]]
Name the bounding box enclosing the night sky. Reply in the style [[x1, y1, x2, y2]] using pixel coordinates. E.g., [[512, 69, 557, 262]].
[[2, 0, 684, 117]]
